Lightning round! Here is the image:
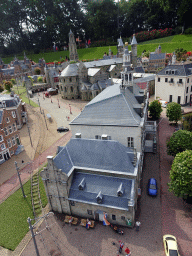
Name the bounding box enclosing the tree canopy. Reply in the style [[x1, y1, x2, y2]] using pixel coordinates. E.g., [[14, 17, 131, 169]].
[[168, 150, 192, 199], [166, 102, 182, 124], [167, 130, 192, 156], [1, 0, 192, 55], [149, 100, 163, 119]]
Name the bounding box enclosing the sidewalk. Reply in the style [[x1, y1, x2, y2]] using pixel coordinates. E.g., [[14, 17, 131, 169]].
[[0, 131, 72, 203], [159, 112, 192, 256]]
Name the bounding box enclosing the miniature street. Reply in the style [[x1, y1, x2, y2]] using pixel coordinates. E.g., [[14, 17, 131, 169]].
[[0, 95, 190, 255]]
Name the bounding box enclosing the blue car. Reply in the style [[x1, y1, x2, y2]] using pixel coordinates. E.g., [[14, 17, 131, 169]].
[[148, 178, 157, 196]]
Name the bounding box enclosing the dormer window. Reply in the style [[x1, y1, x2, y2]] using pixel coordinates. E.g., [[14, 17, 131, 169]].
[[78, 178, 86, 190], [96, 191, 103, 204], [117, 183, 124, 197]]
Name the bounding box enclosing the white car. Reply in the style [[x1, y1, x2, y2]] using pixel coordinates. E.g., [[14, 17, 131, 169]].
[[163, 235, 180, 256], [159, 100, 167, 108]]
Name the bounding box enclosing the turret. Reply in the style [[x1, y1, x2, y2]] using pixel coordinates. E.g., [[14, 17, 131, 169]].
[[69, 30, 79, 61], [131, 34, 137, 68], [172, 52, 176, 65]]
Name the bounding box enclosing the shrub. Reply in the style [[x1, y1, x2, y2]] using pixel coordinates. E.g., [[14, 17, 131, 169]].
[[34, 67, 41, 75], [3, 81, 13, 91], [167, 130, 192, 156], [0, 84, 4, 92], [28, 76, 34, 85], [185, 27, 192, 34], [37, 77, 43, 83], [168, 150, 192, 199], [11, 79, 16, 85], [166, 102, 182, 124], [149, 100, 163, 119]]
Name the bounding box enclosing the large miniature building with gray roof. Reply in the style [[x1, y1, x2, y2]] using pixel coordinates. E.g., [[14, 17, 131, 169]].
[[41, 138, 141, 227], [58, 32, 143, 101], [156, 62, 192, 105]]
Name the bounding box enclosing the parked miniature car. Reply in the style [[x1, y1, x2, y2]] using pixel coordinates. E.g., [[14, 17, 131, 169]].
[[163, 235, 180, 256], [147, 178, 157, 196], [159, 100, 167, 108], [47, 88, 58, 96], [57, 126, 69, 133]]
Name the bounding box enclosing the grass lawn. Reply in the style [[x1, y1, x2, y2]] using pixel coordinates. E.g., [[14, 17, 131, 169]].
[[0, 173, 48, 251], [2, 34, 192, 64], [13, 86, 39, 108]]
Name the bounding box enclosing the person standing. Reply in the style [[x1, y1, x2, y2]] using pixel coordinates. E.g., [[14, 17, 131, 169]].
[[119, 241, 124, 253], [135, 221, 141, 231], [125, 247, 131, 256]]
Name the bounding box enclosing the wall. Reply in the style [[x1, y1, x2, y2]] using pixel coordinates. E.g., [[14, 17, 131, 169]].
[[155, 75, 190, 104], [71, 125, 142, 153]]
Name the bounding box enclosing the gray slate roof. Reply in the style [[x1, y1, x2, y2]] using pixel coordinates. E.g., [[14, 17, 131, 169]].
[[61, 63, 78, 77], [149, 53, 166, 60], [68, 172, 134, 210], [134, 66, 145, 73], [0, 95, 20, 108], [53, 138, 135, 176], [158, 63, 192, 76], [70, 83, 141, 126], [134, 75, 155, 83]]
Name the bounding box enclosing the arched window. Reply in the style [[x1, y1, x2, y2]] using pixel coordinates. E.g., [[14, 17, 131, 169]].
[[129, 74, 132, 80], [69, 78, 72, 82], [71, 86, 73, 92]]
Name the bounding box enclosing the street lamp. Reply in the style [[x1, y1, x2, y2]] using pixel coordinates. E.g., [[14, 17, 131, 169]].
[[14, 161, 26, 198]]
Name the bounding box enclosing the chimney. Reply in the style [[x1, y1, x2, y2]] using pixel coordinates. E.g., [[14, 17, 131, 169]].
[[101, 134, 108, 140]]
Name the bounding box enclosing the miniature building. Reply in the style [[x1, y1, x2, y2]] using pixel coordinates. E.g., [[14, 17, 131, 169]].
[[156, 63, 192, 105], [0, 108, 23, 164], [0, 94, 27, 129], [69, 30, 79, 62], [41, 138, 141, 227]]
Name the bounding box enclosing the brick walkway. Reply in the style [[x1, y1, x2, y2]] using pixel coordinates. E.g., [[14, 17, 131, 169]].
[[159, 112, 192, 256], [0, 131, 72, 203]]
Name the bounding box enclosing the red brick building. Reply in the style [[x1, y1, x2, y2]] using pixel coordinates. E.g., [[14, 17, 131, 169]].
[[0, 94, 27, 129], [0, 108, 22, 164]]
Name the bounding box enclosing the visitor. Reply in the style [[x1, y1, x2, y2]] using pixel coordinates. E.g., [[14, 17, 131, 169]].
[[119, 241, 124, 253], [135, 221, 141, 231], [125, 247, 131, 256]]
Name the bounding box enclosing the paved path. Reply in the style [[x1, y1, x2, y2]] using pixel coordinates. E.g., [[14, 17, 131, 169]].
[[0, 131, 72, 203], [159, 112, 192, 256]]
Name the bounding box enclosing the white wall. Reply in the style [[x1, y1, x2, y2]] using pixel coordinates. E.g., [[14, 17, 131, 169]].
[[155, 75, 192, 104], [71, 125, 142, 153]]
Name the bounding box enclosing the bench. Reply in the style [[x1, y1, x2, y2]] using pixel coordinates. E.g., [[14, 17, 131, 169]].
[[64, 216, 78, 225], [80, 219, 95, 228]]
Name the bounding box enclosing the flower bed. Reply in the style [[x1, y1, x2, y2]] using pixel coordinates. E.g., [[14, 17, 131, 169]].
[[135, 28, 173, 43]]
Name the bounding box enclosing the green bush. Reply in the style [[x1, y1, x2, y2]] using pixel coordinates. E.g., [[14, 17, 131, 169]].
[[183, 113, 192, 131], [167, 130, 192, 156], [34, 67, 41, 75], [168, 150, 192, 199], [10, 79, 16, 85], [185, 27, 192, 34], [37, 77, 43, 83], [149, 100, 163, 119], [0, 84, 4, 92], [3, 81, 13, 91], [166, 102, 182, 124]]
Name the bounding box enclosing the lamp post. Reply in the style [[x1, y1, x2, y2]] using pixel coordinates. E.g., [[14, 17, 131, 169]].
[[14, 161, 26, 198]]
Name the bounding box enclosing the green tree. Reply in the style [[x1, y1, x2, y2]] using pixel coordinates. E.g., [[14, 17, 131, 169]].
[[3, 81, 12, 91], [149, 100, 163, 119], [167, 130, 192, 156], [0, 84, 4, 92], [37, 77, 43, 83], [168, 150, 192, 199], [175, 48, 187, 61], [166, 102, 182, 124]]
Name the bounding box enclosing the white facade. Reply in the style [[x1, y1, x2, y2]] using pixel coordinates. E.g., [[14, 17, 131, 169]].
[[71, 124, 144, 153], [155, 64, 192, 105]]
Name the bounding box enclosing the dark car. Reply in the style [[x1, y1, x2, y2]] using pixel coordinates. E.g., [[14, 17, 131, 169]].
[[46, 88, 58, 96], [57, 126, 69, 133], [147, 178, 157, 196]]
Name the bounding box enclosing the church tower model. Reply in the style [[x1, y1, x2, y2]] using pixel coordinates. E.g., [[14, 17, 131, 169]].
[[121, 42, 133, 88], [69, 30, 79, 62], [131, 34, 137, 68]]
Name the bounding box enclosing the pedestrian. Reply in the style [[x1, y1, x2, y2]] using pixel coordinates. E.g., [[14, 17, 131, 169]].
[[125, 247, 131, 256], [119, 241, 124, 254], [135, 221, 141, 231]]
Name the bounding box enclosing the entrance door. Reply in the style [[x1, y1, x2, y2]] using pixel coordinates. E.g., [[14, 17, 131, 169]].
[[169, 95, 172, 102], [177, 96, 181, 104], [4, 152, 10, 160]]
